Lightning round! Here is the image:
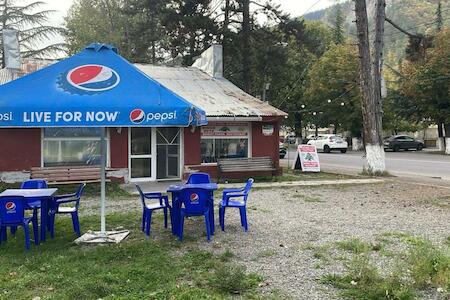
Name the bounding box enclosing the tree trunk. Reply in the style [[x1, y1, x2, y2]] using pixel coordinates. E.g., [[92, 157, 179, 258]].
[[241, 0, 251, 93], [355, 0, 386, 173], [445, 123, 450, 155], [223, 0, 230, 60], [151, 40, 156, 64], [437, 121, 445, 151]]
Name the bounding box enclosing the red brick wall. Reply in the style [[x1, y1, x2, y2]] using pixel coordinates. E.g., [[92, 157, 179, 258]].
[[110, 128, 128, 168], [0, 128, 41, 171]]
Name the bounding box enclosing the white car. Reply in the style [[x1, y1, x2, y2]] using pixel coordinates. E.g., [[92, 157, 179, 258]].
[[307, 134, 348, 153]]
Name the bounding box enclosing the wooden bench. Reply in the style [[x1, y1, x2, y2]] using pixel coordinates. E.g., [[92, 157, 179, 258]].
[[30, 166, 102, 184], [217, 157, 276, 181]]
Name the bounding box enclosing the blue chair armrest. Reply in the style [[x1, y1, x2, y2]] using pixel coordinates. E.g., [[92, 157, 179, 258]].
[[143, 192, 163, 199], [55, 198, 78, 205], [223, 188, 244, 194]]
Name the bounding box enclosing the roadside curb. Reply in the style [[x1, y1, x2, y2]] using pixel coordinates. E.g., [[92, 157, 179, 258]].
[[221, 178, 384, 189]]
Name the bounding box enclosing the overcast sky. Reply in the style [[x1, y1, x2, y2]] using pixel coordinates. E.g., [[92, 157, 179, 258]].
[[43, 0, 336, 28], [29, 0, 335, 57]]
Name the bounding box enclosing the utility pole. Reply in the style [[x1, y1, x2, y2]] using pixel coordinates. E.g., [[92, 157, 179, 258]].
[[354, 0, 386, 173], [241, 0, 251, 93]]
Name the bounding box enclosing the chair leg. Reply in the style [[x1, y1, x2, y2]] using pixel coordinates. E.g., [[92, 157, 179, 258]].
[[178, 213, 185, 241], [32, 213, 39, 245], [219, 206, 225, 231], [141, 209, 146, 232], [49, 213, 55, 239], [240, 207, 248, 231], [239, 208, 245, 227], [205, 213, 211, 242], [163, 207, 168, 229], [71, 212, 81, 237], [0, 223, 2, 245], [23, 224, 31, 250], [1, 226, 7, 241], [145, 210, 152, 236]]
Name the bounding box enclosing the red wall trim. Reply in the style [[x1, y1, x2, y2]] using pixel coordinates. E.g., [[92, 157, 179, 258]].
[[184, 127, 201, 165]]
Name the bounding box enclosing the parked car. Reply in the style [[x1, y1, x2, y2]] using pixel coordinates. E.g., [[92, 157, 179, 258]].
[[285, 133, 297, 144], [383, 135, 424, 152], [307, 134, 348, 153], [279, 142, 287, 158]]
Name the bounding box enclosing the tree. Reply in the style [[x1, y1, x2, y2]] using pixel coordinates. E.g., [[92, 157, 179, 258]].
[[436, 0, 442, 31], [304, 44, 362, 136], [65, 0, 125, 56], [354, 0, 386, 174], [400, 28, 450, 154], [332, 3, 344, 45], [0, 0, 65, 67]]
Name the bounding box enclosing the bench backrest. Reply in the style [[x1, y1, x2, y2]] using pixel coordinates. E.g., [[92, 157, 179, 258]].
[[30, 166, 101, 183], [218, 157, 274, 172]]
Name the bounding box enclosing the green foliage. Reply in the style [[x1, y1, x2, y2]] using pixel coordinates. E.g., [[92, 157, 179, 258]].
[[0, 0, 66, 66], [322, 236, 450, 300], [304, 43, 362, 136], [0, 212, 261, 299]]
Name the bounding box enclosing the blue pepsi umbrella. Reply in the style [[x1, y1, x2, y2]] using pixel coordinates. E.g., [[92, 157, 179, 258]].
[[0, 43, 207, 127], [0, 44, 207, 239]]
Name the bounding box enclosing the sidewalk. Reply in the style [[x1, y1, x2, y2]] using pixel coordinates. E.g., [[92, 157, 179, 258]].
[[123, 178, 384, 194]]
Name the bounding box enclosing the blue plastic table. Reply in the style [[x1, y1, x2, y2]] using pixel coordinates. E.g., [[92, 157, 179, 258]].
[[0, 188, 58, 242], [167, 183, 218, 237]]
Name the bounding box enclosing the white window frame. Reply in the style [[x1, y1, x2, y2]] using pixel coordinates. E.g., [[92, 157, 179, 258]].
[[128, 127, 184, 182], [41, 128, 111, 168], [200, 122, 252, 165]]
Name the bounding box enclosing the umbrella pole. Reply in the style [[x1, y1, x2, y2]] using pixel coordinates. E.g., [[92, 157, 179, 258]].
[[100, 127, 106, 234]]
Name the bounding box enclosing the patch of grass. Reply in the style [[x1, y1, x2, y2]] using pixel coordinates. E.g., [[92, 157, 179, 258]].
[[256, 249, 278, 259], [0, 181, 131, 198], [406, 239, 450, 290], [223, 170, 358, 184], [360, 168, 393, 177], [336, 238, 372, 254], [322, 235, 450, 300], [321, 255, 415, 300], [420, 196, 450, 209], [0, 212, 261, 299]]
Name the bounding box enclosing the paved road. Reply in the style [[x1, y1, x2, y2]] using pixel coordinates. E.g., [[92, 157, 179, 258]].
[[281, 148, 450, 181]]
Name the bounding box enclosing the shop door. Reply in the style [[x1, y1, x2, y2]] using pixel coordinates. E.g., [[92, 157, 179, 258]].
[[156, 128, 181, 180], [130, 128, 155, 181]]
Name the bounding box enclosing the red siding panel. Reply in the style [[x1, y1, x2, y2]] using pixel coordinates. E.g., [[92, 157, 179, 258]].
[[110, 128, 128, 168], [0, 128, 41, 171], [252, 118, 281, 169], [184, 127, 201, 165]]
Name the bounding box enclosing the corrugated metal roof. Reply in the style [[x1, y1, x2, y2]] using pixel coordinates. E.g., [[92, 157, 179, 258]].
[[0, 59, 287, 118], [135, 64, 287, 117], [0, 58, 55, 84]]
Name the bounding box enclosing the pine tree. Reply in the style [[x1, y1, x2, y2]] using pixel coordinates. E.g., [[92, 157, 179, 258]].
[[436, 0, 442, 31], [333, 3, 344, 45], [0, 0, 66, 67]]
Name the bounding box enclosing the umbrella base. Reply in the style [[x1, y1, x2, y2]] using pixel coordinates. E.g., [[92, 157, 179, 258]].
[[74, 230, 130, 244]]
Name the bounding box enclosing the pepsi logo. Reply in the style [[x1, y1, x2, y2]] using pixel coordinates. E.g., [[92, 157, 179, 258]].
[[190, 193, 199, 202], [66, 65, 120, 92], [5, 202, 16, 210], [130, 109, 145, 124]]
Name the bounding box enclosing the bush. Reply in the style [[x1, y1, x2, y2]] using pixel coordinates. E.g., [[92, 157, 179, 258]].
[[208, 264, 261, 295]]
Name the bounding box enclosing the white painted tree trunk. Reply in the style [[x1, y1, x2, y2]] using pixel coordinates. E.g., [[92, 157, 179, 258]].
[[446, 138, 450, 155], [352, 137, 362, 151], [437, 137, 445, 151], [365, 144, 386, 173]]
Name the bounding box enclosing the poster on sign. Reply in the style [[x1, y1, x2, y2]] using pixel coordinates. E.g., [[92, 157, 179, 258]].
[[292, 145, 320, 172]]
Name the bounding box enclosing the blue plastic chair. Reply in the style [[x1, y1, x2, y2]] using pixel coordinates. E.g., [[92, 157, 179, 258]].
[[49, 183, 86, 238], [0, 196, 39, 250], [135, 185, 171, 236], [186, 173, 211, 184], [178, 188, 212, 242], [219, 178, 254, 232]]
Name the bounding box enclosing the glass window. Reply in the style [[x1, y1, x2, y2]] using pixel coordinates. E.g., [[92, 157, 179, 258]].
[[42, 128, 108, 167], [201, 138, 248, 163]]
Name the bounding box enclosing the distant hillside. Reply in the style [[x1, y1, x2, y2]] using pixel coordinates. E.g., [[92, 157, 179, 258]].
[[301, 0, 450, 65]]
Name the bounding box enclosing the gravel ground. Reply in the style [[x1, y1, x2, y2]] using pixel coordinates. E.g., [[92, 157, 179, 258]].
[[78, 180, 450, 299]]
